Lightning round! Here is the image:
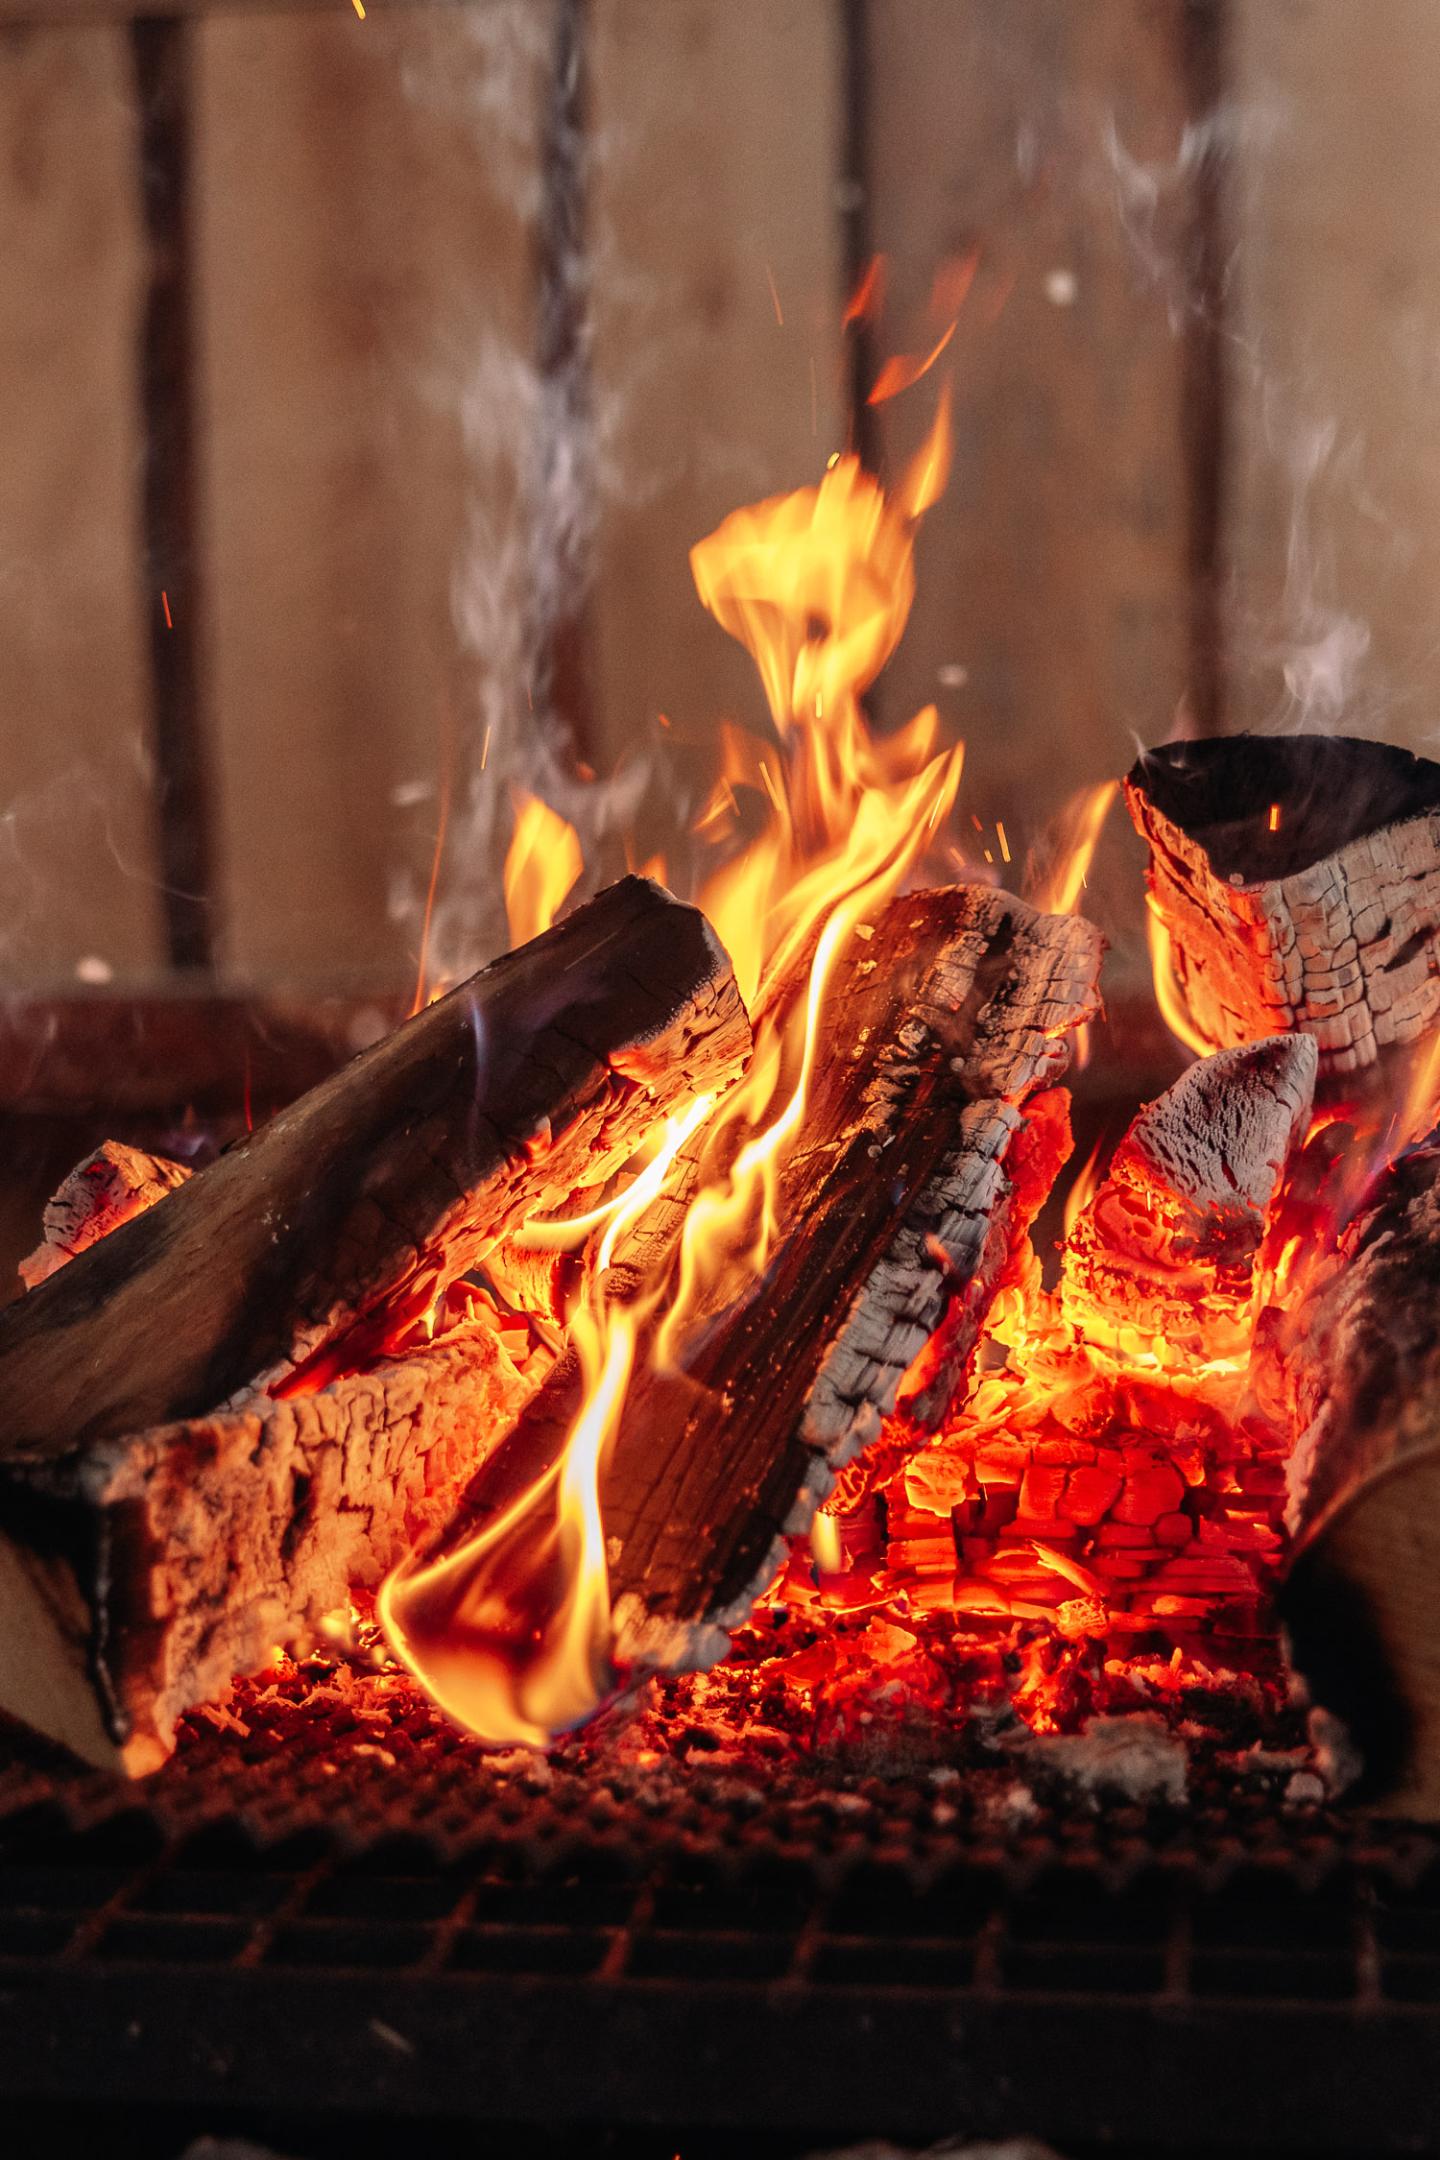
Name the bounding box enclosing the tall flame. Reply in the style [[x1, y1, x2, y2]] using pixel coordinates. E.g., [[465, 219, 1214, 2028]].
[[377, 1095, 710, 1747], [377, 1301, 633, 1747], [380, 391, 964, 1748]]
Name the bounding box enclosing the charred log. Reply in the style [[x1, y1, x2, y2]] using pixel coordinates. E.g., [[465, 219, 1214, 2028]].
[[1061, 1034, 1318, 1363], [1278, 1134, 1440, 1817], [1126, 734, 1440, 1074], [0, 877, 750, 1463], [405, 886, 1102, 1683]]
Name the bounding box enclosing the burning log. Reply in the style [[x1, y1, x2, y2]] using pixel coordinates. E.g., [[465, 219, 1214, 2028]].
[[392, 885, 1102, 1698], [861, 1036, 1317, 1643], [1060, 1033, 1318, 1364], [1126, 734, 1440, 1074], [0, 878, 751, 1771], [0, 876, 749, 1456], [1279, 1134, 1440, 1816], [0, 1306, 549, 1775]]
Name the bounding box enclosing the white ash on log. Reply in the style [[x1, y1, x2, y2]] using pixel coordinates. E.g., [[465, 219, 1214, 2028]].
[[480, 1240, 583, 1327], [18, 1140, 193, 1290], [0, 877, 750, 1459], [1126, 734, 1440, 1074], [0, 1301, 550, 1774], [1278, 1134, 1440, 1817], [0, 879, 751, 1771], [1060, 1033, 1318, 1363], [398, 886, 1102, 1685]]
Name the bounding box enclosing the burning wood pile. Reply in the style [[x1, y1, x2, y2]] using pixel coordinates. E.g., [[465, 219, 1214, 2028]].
[[5, 410, 1440, 1819]]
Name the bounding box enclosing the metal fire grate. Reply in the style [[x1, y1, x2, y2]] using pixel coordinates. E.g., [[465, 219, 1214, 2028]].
[[3, 1684, 1440, 2154]]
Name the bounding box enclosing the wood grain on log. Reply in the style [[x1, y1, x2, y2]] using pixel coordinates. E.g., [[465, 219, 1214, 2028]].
[[1126, 734, 1440, 1074], [0, 1309, 549, 1774], [0, 878, 750, 1466], [1278, 1135, 1440, 1816], [407, 885, 1102, 1682], [1061, 1034, 1318, 1363]]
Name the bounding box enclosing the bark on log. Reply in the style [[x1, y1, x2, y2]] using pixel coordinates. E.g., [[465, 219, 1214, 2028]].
[[1278, 1134, 1440, 1816], [0, 1303, 550, 1773], [396, 885, 1102, 1686], [1061, 1033, 1318, 1363], [0, 877, 751, 1462], [1126, 734, 1440, 1075]]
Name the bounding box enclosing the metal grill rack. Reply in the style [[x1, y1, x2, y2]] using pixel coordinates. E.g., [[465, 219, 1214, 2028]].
[[2, 1741, 1440, 2154]]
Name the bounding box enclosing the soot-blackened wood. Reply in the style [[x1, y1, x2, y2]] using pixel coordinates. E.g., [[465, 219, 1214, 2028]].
[[418, 886, 1102, 1679], [0, 1310, 550, 1774], [0, 878, 750, 1466], [1126, 734, 1440, 1074], [1060, 1034, 1318, 1363], [1279, 1134, 1440, 1818]]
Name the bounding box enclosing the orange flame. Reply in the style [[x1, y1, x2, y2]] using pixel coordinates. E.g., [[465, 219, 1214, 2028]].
[[377, 1301, 633, 1747], [1062, 1137, 1106, 1244], [377, 1094, 709, 1747], [504, 793, 582, 948], [928, 246, 980, 323], [1388, 1026, 1440, 1158], [1029, 781, 1117, 916], [381, 393, 965, 1747], [843, 253, 886, 328], [1145, 895, 1211, 1059], [868, 320, 957, 406]]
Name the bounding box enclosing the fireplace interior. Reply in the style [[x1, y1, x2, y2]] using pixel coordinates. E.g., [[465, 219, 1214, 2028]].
[[8, 0, 1440, 2154]]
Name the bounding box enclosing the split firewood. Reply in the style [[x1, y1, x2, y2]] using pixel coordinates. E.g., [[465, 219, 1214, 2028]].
[[0, 876, 750, 1462], [18, 1140, 193, 1290], [1126, 734, 1440, 1074], [0, 878, 750, 1771], [1060, 1034, 1318, 1363], [393, 885, 1103, 1685], [0, 1296, 550, 1775], [1278, 1133, 1440, 1817]]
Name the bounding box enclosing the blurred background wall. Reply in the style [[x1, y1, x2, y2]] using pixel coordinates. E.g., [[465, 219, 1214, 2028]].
[[0, 0, 1427, 995]]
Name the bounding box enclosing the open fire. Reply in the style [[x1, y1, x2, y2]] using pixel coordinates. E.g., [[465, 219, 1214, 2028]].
[[5, 398, 1440, 1815]]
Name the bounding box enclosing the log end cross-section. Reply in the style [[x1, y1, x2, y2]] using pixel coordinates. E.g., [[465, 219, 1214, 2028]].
[[1127, 734, 1440, 1074]]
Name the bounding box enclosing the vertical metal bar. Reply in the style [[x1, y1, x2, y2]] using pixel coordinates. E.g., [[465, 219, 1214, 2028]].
[[838, 0, 879, 472], [131, 14, 215, 971], [529, 0, 595, 765], [1178, 0, 1231, 739]]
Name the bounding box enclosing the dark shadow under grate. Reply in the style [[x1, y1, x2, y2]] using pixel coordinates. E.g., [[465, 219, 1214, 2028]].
[[2, 1686, 1440, 2152]]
